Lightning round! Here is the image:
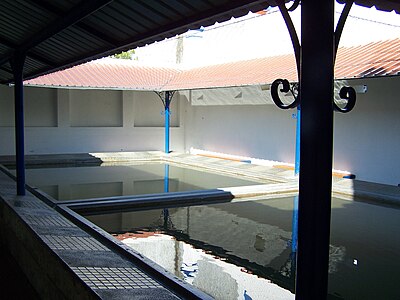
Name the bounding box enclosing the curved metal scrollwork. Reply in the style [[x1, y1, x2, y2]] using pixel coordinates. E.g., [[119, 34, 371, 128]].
[[287, 0, 301, 12], [272, 1, 300, 110], [271, 79, 299, 109], [333, 86, 356, 113]]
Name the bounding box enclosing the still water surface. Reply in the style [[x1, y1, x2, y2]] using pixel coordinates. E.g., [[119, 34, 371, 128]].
[[22, 163, 261, 201], [85, 197, 400, 300]]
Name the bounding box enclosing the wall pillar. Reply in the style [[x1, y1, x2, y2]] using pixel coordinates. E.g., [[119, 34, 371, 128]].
[[57, 89, 70, 128], [122, 90, 134, 129]]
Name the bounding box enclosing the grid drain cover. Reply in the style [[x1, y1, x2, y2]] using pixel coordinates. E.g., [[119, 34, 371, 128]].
[[24, 215, 75, 227], [42, 235, 111, 251], [71, 266, 163, 290], [11, 200, 48, 209], [0, 186, 17, 194]]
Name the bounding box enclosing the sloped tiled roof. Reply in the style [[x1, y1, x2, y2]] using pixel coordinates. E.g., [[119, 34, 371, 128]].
[[25, 38, 400, 91], [335, 39, 400, 78], [165, 54, 297, 90], [25, 60, 181, 91]]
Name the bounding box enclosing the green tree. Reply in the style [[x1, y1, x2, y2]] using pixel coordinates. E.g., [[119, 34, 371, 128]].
[[111, 49, 136, 60]]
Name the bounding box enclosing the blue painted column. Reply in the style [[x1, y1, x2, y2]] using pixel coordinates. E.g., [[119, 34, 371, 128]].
[[291, 106, 300, 265], [164, 91, 171, 154], [164, 164, 170, 193], [291, 105, 300, 252], [11, 53, 26, 196]]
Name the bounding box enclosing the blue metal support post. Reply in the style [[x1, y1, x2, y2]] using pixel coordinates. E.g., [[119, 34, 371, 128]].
[[164, 91, 171, 154], [163, 164, 170, 228], [292, 105, 300, 252], [291, 106, 300, 265], [11, 53, 26, 196], [296, 1, 335, 299]]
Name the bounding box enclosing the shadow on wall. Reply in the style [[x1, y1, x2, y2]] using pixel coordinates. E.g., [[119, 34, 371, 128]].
[[358, 67, 388, 77]]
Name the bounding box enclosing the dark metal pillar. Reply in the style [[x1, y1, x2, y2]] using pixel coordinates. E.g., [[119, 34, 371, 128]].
[[294, 106, 301, 176], [11, 53, 26, 196], [296, 0, 335, 299]]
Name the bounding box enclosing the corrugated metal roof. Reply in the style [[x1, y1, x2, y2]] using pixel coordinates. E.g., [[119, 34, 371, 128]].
[[337, 0, 400, 13], [25, 38, 400, 91], [0, 0, 272, 84]]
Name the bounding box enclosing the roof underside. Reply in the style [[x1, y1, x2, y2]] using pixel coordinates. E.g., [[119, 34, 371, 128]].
[[338, 0, 400, 13], [1, 0, 399, 85]]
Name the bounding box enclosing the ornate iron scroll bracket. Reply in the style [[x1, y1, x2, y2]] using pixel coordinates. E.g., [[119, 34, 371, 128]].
[[333, 86, 356, 113], [335, 1, 354, 60], [333, 0, 356, 113], [155, 91, 176, 109], [277, 0, 300, 74], [271, 0, 356, 113], [271, 79, 299, 109], [270, 0, 301, 110]]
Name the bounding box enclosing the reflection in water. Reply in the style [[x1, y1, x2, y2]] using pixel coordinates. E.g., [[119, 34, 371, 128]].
[[163, 164, 170, 229], [115, 230, 294, 300], [164, 164, 170, 193], [289, 195, 298, 279], [22, 163, 262, 201], [113, 204, 297, 299], [87, 197, 400, 300]]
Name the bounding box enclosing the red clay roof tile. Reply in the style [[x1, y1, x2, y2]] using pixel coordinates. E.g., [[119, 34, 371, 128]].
[[25, 38, 400, 91]]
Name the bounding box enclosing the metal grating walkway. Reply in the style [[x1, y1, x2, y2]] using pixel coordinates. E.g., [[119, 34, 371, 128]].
[[42, 235, 111, 251], [72, 266, 163, 290]]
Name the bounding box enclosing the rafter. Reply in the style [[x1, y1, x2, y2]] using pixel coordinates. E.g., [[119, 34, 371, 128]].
[[0, 0, 114, 68], [29, 0, 119, 47], [0, 35, 55, 67]]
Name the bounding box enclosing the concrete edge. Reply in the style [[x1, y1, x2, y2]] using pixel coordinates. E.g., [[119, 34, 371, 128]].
[[0, 196, 100, 300]]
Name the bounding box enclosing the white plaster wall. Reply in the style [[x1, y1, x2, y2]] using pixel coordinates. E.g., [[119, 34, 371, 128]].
[[182, 93, 297, 165], [0, 86, 57, 127], [0, 86, 184, 154], [134, 92, 179, 127], [333, 77, 400, 186], [182, 77, 400, 186], [70, 89, 123, 127]]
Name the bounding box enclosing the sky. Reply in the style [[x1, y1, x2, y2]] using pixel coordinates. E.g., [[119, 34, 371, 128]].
[[133, 3, 400, 68]]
